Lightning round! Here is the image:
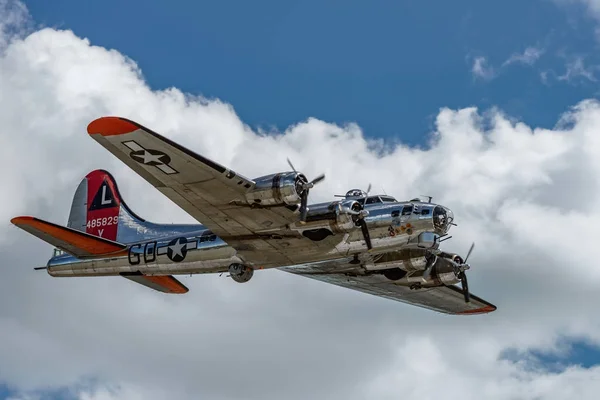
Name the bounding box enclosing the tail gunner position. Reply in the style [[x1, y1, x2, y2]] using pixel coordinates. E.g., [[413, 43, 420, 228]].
[[11, 117, 496, 315]]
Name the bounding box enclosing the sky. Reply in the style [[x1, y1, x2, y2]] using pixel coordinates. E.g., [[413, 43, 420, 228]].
[[2, 0, 600, 399], [20, 0, 600, 144]]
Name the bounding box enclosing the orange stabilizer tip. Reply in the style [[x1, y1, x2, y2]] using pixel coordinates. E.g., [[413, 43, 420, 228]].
[[11, 216, 126, 256], [87, 117, 139, 136], [143, 276, 189, 294]]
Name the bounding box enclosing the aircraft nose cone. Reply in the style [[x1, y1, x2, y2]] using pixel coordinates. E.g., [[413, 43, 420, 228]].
[[432, 205, 454, 234]]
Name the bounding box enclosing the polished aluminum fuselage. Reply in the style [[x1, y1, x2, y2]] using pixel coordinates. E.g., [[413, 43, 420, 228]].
[[46, 198, 454, 280]]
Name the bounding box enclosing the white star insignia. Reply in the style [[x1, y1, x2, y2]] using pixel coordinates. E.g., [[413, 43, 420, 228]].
[[140, 151, 165, 165], [169, 238, 186, 258]]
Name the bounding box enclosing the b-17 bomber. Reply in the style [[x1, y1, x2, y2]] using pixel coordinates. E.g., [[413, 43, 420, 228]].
[[11, 117, 496, 315]]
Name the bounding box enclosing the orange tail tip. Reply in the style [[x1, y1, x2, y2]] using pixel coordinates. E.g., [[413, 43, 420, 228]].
[[11, 216, 127, 259], [87, 117, 139, 136], [121, 273, 189, 294]]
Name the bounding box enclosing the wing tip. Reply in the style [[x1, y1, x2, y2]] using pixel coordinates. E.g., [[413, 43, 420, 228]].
[[456, 304, 497, 315], [11, 216, 35, 225], [87, 116, 139, 136]]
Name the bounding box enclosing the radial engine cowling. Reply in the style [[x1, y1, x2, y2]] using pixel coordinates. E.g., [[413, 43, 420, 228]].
[[299, 198, 365, 226], [244, 172, 305, 207], [381, 256, 459, 286]]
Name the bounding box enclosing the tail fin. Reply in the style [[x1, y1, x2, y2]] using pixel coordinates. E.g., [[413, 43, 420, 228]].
[[66, 169, 147, 242], [11, 169, 203, 257], [66, 169, 199, 244]]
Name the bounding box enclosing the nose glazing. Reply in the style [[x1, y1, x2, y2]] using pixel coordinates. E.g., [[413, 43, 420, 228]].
[[433, 205, 453, 233]]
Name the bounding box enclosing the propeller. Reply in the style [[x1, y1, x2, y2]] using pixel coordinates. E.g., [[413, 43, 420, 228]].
[[455, 242, 475, 303], [357, 218, 373, 250], [337, 202, 372, 250], [355, 185, 371, 250], [287, 158, 325, 222]]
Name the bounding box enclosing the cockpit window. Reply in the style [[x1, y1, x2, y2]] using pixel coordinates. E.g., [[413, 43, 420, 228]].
[[365, 196, 382, 205], [380, 196, 397, 202]]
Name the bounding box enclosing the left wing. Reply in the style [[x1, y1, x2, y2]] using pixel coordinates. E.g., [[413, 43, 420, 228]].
[[280, 259, 496, 315], [11, 216, 128, 259], [87, 117, 343, 268]]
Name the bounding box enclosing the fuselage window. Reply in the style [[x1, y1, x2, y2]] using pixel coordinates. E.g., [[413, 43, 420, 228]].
[[365, 196, 382, 205], [402, 204, 413, 215], [421, 208, 430, 215]]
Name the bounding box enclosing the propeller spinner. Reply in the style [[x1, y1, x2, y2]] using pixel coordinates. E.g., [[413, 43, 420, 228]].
[[287, 158, 325, 222]]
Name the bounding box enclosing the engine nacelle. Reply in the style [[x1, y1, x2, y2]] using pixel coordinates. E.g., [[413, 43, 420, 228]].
[[292, 198, 364, 228], [365, 255, 429, 272], [379, 256, 459, 286], [437, 251, 464, 265], [431, 257, 460, 286], [244, 172, 304, 207]]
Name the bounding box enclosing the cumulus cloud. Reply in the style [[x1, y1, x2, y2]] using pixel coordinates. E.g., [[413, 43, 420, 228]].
[[3, 1, 600, 399], [0, 0, 28, 49]]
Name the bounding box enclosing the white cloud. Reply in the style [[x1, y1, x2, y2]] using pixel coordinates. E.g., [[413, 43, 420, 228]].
[[0, 0, 28, 49], [471, 56, 496, 80], [2, 1, 600, 399], [558, 56, 597, 82], [556, 0, 600, 19], [470, 46, 543, 82], [503, 46, 544, 66]]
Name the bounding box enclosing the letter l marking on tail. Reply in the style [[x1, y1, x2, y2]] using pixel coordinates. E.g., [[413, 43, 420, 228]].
[[101, 185, 111, 205]]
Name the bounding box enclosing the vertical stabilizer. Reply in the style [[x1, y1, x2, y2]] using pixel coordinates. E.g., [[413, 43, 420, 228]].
[[66, 169, 201, 244], [67, 169, 126, 241]]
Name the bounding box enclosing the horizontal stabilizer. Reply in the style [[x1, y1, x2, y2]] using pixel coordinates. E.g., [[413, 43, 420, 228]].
[[11, 216, 128, 259], [120, 272, 189, 294]]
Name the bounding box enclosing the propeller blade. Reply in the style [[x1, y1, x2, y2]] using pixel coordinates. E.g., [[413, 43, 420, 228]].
[[287, 158, 297, 173], [422, 254, 436, 280], [310, 173, 325, 185], [358, 219, 372, 250], [464, 242, 475, 263], [299, 190, 309, 221], [366, 183, 372, 196], [461, 273, 470, 303]]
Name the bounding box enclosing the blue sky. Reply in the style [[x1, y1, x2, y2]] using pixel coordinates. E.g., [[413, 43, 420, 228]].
[[23, 0, 600, 145], [3, 0, 600, 398]]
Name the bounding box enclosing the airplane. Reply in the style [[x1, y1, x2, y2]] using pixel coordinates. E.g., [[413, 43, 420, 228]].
[[10, 116, 496, 315]]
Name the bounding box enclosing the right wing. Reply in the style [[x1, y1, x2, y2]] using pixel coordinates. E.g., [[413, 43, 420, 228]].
[[280, 259, 496, 315], [87, 117, 344, 268]]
